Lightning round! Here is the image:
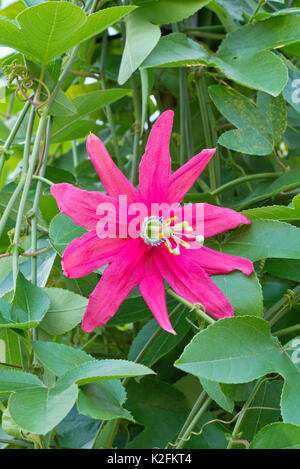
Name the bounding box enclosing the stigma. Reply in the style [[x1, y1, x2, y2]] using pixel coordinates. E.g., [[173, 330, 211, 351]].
[[140, 216, 204, 255]]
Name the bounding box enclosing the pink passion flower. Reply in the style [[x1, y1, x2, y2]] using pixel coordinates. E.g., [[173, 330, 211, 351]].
[[51, 110, 253, 335]]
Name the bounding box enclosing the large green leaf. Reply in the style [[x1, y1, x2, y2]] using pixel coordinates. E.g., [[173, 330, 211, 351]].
[[218, 16, 300, 58], [0, 369, 42, 397], [40, 288, 88, 335], [175, 317, 300, 425], [141, 33, 287, 96], [210, 220, 300, 261], [141, 33, 210, 68], [32, 341, 154, 387], [133, 0, 210, 24], [118, 1, 210, 84], [250, 422, 300, 449], [0, 3, 135, 63], [118, 10, 160, 85], [9, 381, 78, 435], [208, 85, 286, 154], [57, 360, 154, 389]]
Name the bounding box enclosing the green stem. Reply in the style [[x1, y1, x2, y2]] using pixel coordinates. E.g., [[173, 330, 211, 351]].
[[7, 93, 15, 118], [248, 0, 266, 24], [32, 175, 54, 186], [265, 285, 300, 326], [273, 323, 300, 337], [211, 172, 281, 196], [174, 396, 212, 449], [31, 116, 53, 289], [166, 288, 216, 325], [71, 140, 79, 168], [0, 107, 35, 239], [130, 75, 141, 186], [12, 110, 48, 287], [185, 30, 225, 39], [0, 438, 34, 449], [100, 30, 124, 171], [183, 25, 225, 32], [174, 390, 206, 447], [195, 76, 216, 191], [0, 101, 30, 179], [0, 361, 22, 369], [179, 68, 187, 165], [227, 378, 264, 449]]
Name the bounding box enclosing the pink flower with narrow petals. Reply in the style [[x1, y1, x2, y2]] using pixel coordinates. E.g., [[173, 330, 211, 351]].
[[51, 110, 253, 335]]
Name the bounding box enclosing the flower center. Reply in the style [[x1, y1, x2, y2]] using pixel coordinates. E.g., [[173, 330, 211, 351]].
[[140, 216, 204, 255]]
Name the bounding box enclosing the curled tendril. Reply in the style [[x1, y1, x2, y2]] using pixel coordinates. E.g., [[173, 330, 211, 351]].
[[3, 61, 51, 113], [2, 60, 34, 90], [284, 289, 296, 310], [257, 258, 266, 276]]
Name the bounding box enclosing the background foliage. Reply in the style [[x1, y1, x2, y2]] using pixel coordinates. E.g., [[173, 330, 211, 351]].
[[0, 0, 300, 450]]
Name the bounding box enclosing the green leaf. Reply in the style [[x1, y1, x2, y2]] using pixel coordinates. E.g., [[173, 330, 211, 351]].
[[55, 406, 99, 449], [134, 0, 210, 24], [141, 33, 210, 69], [118, 10, 161, 85], [250, 422, 300, 449], [142, 34, 287, 96], [78, 381, 134, 422], [0, 369, 42, 397], [208, 85, 286, 155], [199, 378, 234, 413], [238, 380, 282, 442], [0, 272, 50, 329], [49, 213, 87, 256], [237, 173, 300, 210], [40, 288, 88, 335], [32, 340, 154, 387], [0, 329, 22, 368], [118, 1, 210, 83], [51, 89, 130, 142], [125, 377, 188, 449], [9, 381, 78, 435], [0, 3, 136, 63], [32, 341, 95, 377], [218, 16, 300, 58], [242, 194, 300, 220], [212, 52, 287, 97], [211, 272, 263, 317], [58, 360, 154, 389], [128, 308, 191, 367], [265, 258, 300, 282], [175, 317, 300, 425], [211, 220, 300, 261]]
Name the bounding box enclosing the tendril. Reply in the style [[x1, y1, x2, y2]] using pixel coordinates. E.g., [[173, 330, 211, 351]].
[[166, 406, 280, 448], [284, 289, 296, 310], [3, 61, 51, 113]]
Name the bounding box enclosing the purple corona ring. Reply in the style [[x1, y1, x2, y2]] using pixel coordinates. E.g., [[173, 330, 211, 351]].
[[51, 110, 253, 334]]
